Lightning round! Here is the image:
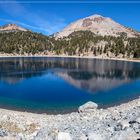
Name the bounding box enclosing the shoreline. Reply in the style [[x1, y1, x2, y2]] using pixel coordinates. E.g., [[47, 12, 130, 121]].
[[0, 54, 140, 63], [0, 94, 139, 115], [0, 97, 139, 139], [0, 54, 140, 139], [0, 96, 139, 115]]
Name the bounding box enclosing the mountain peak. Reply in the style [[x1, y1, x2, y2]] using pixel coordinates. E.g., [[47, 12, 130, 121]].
[[88, 14, 103, 18], [0, 23, 27, 32], [55, 14, 139, 38]]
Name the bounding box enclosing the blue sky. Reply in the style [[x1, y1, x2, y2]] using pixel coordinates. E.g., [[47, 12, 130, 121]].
[[0, 0, 140, 35]]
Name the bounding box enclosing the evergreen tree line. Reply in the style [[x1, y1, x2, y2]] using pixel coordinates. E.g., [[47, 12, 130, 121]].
[[0, 30, 140, 58]]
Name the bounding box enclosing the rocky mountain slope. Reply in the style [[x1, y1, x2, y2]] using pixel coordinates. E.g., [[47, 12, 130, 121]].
[[55, 14, 140, 38], [0, 24, 27, 32]]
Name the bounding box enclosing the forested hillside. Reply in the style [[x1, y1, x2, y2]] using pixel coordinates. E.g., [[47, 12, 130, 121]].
[[0, 31, 54, 54], [0, 30, 140, 58], [56, 31, 140, 58]]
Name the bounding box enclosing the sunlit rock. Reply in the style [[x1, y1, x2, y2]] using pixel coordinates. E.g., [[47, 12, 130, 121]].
[[78, 101, 98, 113], [57, 132, 72, 140]]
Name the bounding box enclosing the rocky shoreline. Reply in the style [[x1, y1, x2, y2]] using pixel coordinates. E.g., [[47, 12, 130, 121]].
[[0, 97, 139, 140]]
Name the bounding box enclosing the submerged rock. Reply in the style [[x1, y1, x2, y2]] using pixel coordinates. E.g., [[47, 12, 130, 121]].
[[78, 101, 98, 113]]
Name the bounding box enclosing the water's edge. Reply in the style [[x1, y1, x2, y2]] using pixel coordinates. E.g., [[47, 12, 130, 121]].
[[0, 54, 140, 63], [0, 96, 140, 115], [0, 97, 139, 139], [0, 96, 139, 115]]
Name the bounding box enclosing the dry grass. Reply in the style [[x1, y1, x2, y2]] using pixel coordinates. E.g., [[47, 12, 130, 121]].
[[26, 123, 39, 133], [0, 121, 39, 134], [0, 122, 22, 133]]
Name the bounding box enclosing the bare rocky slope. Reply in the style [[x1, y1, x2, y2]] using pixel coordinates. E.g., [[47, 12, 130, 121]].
[[55, 14, 140, 38], [0, 24, 27, 32]]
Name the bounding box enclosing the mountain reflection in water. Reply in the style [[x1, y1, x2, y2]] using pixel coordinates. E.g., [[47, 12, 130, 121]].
[[0, 57, 140, 92], [0, 57, 140, 113]]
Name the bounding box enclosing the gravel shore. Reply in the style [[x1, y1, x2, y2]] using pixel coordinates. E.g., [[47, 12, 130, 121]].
[[0, 97, 140, 140]]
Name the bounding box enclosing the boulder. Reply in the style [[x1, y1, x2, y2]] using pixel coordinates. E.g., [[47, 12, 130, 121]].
[[57, 132, 72, 140], [78, 101, 98, 113]]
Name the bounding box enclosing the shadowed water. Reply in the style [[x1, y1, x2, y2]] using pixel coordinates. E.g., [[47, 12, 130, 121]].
[[0, 57, 140, 114]]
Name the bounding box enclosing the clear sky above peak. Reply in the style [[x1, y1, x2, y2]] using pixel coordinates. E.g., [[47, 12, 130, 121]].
[[0, 0, 140, 35]]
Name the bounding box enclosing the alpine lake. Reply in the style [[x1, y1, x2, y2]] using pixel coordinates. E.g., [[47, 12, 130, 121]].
[[0, 57, 140, 114]]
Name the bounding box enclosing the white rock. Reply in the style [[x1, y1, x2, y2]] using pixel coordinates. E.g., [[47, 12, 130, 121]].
[[135, 117, 140, 124], [120, 120, 130, 129], [88, 132, 103, 140], [78, 101, 98, 113], [79, 133, 87, 140], [57, 132, 72, 140], [1, 115, 10, 121]]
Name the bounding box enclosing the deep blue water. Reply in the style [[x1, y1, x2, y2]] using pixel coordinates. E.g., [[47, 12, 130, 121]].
[[0, 57, 140, 114]]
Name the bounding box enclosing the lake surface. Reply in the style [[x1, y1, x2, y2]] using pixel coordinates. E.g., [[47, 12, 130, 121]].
[[0, 57, 140, 114]]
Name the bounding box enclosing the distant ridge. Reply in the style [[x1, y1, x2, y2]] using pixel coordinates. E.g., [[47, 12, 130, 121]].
[[0, 24, 27, 32]]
